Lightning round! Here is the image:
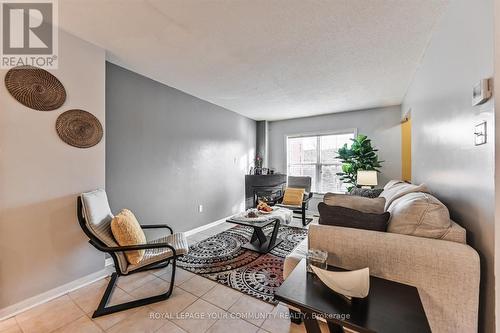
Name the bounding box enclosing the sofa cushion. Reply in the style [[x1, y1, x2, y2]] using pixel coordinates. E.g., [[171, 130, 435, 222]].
[[323, 192, 385, 214], [318, 202, 390, 232], [380, 180, 429, 210], [382, 179, 403, 191], [387, 192, 451, 239]]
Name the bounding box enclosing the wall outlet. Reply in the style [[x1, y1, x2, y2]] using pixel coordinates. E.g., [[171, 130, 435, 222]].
[[198, 205, 203, 213]]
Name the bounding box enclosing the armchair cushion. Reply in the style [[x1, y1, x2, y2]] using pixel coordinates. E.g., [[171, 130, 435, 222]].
[[125, 232, 189, 273], [287, 176, 312, 193], [81, 189, 129, 273], [111, 209, 147, 265], [81, 189, 114, 232]]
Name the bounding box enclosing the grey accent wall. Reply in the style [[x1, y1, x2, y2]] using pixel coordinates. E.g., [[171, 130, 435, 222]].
[[106, 63, 256, 232], [268, 106, 402, 187], [402, 0, 494, 331]]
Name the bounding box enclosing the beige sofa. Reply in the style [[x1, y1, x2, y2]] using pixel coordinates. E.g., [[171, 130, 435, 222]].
[[284, 180, 480, 333]]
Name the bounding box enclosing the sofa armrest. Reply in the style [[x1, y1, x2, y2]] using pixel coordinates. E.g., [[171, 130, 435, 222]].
[[308, 224, 480, 332]]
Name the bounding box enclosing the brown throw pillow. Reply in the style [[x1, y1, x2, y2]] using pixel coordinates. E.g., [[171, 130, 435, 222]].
[[323, 192, 385, 214], [318, 202, 390, 232], [282, 187, 305, 206], [111, 209, 147, 265]]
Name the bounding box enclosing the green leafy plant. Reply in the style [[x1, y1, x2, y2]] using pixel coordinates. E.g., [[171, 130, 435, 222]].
[[336, 134, 383, 190]]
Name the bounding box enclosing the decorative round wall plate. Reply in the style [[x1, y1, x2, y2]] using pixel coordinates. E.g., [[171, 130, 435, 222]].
[[4, 65, 66, 111], [56, 109, 103, 148]]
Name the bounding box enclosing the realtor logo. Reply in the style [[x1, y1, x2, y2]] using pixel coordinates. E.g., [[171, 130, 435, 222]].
[[1, 0, 58, 68]]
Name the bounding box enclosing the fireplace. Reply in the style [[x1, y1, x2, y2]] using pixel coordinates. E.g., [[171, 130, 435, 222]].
[[245, 174, 287, 209], [254, 186, 283, 205]]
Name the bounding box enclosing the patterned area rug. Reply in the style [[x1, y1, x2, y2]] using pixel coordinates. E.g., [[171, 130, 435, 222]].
[[177, 224, 308, 304]]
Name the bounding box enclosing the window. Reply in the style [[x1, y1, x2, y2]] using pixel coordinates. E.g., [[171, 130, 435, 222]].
[[286, 132, 355, 193]]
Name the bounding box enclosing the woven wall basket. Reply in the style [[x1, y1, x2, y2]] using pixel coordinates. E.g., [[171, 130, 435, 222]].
[[56, 110, 103, 148], [5, 65, 66, 111]]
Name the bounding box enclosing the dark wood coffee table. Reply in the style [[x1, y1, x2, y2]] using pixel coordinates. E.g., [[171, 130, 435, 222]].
[[226, 216, 282, 254], [275, 259, 431, 333]]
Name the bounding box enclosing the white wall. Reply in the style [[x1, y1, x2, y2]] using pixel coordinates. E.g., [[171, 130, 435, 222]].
[[268, 105, 402, 188], [0, 30, 106, 308], [402, 1, 494, 331]]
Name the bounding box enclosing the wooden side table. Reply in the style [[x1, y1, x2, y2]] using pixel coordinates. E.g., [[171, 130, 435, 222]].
[[275, 260, 431, 333]]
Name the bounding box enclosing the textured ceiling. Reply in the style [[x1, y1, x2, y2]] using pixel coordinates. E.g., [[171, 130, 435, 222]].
[[59, 0, 448, 120]]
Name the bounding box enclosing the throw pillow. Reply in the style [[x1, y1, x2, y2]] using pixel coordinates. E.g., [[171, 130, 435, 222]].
[[349, 187, 383, 198], [282, 187, 305, 206], [387, 192, 452, 239], [323, 192, 385, 214], [318, 202, 390, 232], [111, 209, 147, 265], [379, 181, 429, 210]]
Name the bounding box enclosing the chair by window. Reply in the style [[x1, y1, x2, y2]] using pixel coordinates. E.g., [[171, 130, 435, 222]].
[[276, 176, 313, 226], [77, 189, 189, 317]]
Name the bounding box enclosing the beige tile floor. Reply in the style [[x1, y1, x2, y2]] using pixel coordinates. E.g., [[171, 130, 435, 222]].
[[0, 218, 326, 333]]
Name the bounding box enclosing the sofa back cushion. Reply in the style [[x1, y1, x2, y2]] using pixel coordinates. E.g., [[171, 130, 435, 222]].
[[388, 192, 452, 239], [442, 221, 466, 244], [323, 192, 385, 214], [380, 180, 429, 210]]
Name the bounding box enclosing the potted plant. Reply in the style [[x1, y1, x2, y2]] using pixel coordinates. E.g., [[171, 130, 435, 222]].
[[336, 134, 383, 190]]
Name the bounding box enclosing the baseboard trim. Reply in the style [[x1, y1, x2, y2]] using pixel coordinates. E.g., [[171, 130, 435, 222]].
[[0, 266, 113, 321], [0, 215, 232, 321], [183, 215, 232, 237], [105, 257, 114, 267]]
